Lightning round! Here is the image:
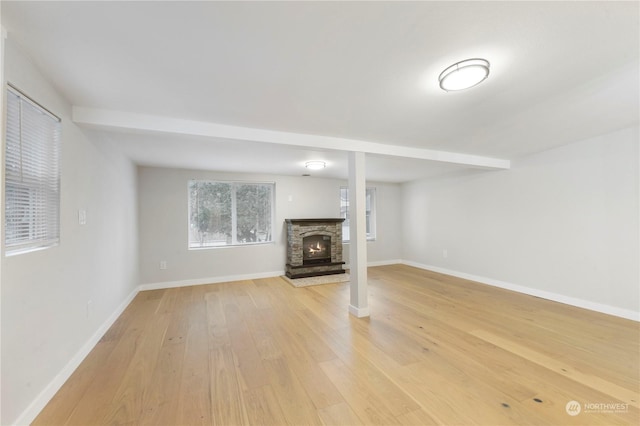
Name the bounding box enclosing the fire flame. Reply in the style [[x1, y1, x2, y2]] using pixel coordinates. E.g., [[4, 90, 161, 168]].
[[308, 241, 322, 254]]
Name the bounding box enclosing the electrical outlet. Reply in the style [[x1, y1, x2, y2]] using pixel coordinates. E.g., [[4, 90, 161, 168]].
[[443, 249, 448, 258], [160, 261, 167, 270], [78, 209, 87, 225]]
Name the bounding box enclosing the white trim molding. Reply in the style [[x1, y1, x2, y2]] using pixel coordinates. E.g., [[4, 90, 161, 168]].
[[139, 270, 285, 291], [402, 260, 640, 322], [343, 259, 402, 270], [367, 259, 403, 267], [349, 304, 370, 318]]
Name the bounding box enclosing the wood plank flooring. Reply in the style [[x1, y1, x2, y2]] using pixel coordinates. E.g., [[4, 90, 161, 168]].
[[33, 265, 639, 425]]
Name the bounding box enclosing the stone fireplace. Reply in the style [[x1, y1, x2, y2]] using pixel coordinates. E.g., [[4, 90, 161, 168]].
[[285, 218, 346, 279]]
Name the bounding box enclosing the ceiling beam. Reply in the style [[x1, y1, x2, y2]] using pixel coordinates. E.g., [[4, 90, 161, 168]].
[[72, 106, 510, 170]]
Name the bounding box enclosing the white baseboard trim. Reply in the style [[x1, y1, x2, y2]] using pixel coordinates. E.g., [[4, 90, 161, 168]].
[[143, 261, 401, 292], [139, 270, 285, 291], [349, 304, 370, 318], [368, 259, 403, 267], [343, 259, 403, 270], [401, 260, 639, 322], [13, 286, 140, 426]]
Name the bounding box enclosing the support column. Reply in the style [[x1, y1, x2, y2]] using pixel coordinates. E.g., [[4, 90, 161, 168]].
[[348, 151, 369, 318], [0, 26, 6, 361]]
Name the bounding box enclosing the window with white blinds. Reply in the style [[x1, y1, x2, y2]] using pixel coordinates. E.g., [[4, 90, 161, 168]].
[[4, 85, 61, 255]]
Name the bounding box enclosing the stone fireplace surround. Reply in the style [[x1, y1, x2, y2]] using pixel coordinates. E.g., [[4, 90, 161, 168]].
[[285, 218, 346, 279]]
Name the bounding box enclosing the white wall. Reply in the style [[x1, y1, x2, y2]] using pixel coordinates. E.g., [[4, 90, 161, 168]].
[[138, 166, 401, 286], [401, 126, 640, 317], [1, 38, 139, 425]]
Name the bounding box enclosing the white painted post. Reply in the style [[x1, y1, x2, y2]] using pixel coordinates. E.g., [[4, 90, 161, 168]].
[[348, 151, 369, 318], [0, 22, 6, 425]]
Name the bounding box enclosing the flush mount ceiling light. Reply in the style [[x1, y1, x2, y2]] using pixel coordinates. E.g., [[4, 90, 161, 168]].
[[305, 160, 326, 170], [439, 58, 490, 92]]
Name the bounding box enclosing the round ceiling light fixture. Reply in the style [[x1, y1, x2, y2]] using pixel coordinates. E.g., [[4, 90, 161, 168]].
[[305, 160, 326, 170], [438, 58, 490, 92]]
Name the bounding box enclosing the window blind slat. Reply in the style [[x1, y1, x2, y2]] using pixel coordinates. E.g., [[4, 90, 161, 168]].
[[4, 86, 61, 255]]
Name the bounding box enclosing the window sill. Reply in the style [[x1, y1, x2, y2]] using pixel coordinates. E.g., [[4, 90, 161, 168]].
[[5, 242, 59, 257]]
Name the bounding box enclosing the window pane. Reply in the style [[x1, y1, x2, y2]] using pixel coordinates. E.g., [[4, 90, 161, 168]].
[[340, 186, 376, 241], [236, 183, 273, 243], [340, 187, 349, 239], [365, 190, 372, 236], [366, 188, 376, 239], [189, 181, 232, 247], [188, 180, 274, 248]]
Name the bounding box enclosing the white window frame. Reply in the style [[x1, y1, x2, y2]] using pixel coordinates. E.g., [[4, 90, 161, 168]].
[[188, 180, 275, 249], [4, 84, 61, 256], [340, 186, 376, 242]]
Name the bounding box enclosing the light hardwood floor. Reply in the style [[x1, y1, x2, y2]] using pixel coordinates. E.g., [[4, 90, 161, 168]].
[[33, 265, 639, 425]]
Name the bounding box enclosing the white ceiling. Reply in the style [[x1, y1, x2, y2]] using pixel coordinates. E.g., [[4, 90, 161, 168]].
[[2, 1, 638, 182]]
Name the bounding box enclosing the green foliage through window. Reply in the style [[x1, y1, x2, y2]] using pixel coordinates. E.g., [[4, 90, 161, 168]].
[[188, 180, 274, 248]]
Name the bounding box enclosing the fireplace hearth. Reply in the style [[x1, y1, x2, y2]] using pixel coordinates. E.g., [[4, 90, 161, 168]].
[[285, 218, 345, 279]]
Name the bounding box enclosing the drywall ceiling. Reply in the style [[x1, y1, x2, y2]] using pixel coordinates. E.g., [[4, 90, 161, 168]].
[[2, 1, 638, 182]]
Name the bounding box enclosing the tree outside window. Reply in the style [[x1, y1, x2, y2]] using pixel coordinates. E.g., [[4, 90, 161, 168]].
[[189, 180, 273, 248]]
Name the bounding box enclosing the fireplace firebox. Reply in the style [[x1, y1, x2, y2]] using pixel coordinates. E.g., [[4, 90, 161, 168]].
[[285, 218, 345, 279], [303, 235, 331, 264]]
